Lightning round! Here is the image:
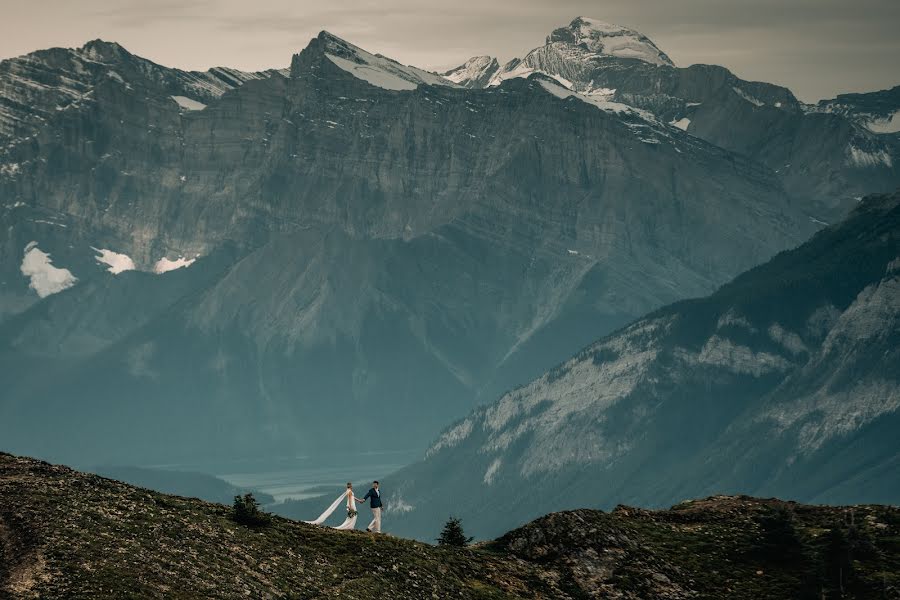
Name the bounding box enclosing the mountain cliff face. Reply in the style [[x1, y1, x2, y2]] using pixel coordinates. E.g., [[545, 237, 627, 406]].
[[814, 85, 900, 134], [0, 28, 816, 465], [446, 18, 900, 217], [3, 453, 899, 599], [0, 40, 287, 318], [0, 40, 287, 145], [382, 192, 900, 540]]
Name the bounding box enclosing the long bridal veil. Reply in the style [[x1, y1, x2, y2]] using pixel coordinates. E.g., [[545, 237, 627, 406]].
[[305, 490, 358, 530]]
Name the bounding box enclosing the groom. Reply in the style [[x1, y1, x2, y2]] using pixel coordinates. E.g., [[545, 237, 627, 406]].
[[357, 480, 382, 533]]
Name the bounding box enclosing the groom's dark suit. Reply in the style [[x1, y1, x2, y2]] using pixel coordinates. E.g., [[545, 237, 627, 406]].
[[362, 488, 382, 508], [362, 487, 383, 532]]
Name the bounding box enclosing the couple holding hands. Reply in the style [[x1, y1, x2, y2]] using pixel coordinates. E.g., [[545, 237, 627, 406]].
[[346, 480, 382, 533], [306, 480, 383, 532]]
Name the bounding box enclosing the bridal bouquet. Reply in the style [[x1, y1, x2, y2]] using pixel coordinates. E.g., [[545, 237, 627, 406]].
[[347, 508, 358, 518]]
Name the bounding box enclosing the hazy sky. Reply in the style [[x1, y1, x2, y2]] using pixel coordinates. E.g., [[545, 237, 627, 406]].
[[2, 0, 898, 102]]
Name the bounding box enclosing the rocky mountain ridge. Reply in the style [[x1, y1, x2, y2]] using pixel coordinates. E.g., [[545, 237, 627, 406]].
[[813, 84, 900, 134], [0, 39, 287, 144]]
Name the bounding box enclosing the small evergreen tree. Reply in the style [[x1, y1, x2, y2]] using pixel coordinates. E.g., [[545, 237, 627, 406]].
[[437, 516, 473, 547], [232, 493, 271, 527]]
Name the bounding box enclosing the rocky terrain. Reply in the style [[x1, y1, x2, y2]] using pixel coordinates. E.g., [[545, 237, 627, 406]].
[[2, 452, 899, 599], [369, 191, 900, 540], [1, 25, 819, 466], [814, 85, 900, 134]]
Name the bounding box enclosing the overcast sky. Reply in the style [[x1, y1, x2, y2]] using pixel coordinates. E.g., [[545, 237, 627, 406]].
[[2, 0, 898, 101]]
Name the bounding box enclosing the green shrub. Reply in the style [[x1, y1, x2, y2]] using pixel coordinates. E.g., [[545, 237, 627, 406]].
[[232, 493, 271, 528]]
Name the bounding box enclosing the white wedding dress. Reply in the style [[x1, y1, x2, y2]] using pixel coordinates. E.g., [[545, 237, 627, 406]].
[[305, 489, 358, 530]]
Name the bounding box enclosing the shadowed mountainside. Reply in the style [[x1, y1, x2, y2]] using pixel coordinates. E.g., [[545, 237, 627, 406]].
[[367, 190, 900, 540]]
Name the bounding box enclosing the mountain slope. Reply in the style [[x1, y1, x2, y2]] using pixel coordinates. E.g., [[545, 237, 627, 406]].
[[2, 453, 899, 599], [0, 31, 814, 466], [380, 191, 900, 540], [814, 85, 900, 134]]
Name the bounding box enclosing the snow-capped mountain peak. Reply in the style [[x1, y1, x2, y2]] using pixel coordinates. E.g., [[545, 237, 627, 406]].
[[548, 17, 673, 67], [316, 31, 458, 91], [80, 39, 131, 63], [483, 16, 673, 90], [441, 55, 500, 88]]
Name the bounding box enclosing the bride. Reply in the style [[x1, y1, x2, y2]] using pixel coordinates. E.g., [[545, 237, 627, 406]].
[[304, 482, 358, 530]]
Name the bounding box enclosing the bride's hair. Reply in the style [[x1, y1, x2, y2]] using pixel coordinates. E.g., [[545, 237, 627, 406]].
[[346, 482, 352, 488]]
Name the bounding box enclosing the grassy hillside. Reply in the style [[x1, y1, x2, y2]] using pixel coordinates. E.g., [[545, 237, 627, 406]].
[[2, 452, 898, 599]]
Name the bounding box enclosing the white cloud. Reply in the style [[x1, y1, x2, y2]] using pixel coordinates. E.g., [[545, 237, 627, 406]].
[[20, 241, 78, 297], [92, 247, 136, 274]]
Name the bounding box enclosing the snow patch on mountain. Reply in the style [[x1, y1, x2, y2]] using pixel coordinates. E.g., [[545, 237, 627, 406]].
[[732, 87, 765, 107], [154, 256, 196, 274], [326, 54, 417, 91], [865, 110, 900, 134], [321, 32, 455, 91], [31, 218, 67, 228], [537, 79, 656, 122], [585, 86, 616, 99], [20, 242, 77, 297], [670, 117, 691, 131], [488, 61, 546, 87], [92, 247, 136, 274], [171, 95, 207, 111]]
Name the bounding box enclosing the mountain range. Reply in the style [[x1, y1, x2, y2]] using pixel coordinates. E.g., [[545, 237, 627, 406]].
[[1, 17, 898, 471], [444, 17, 900, 217]]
